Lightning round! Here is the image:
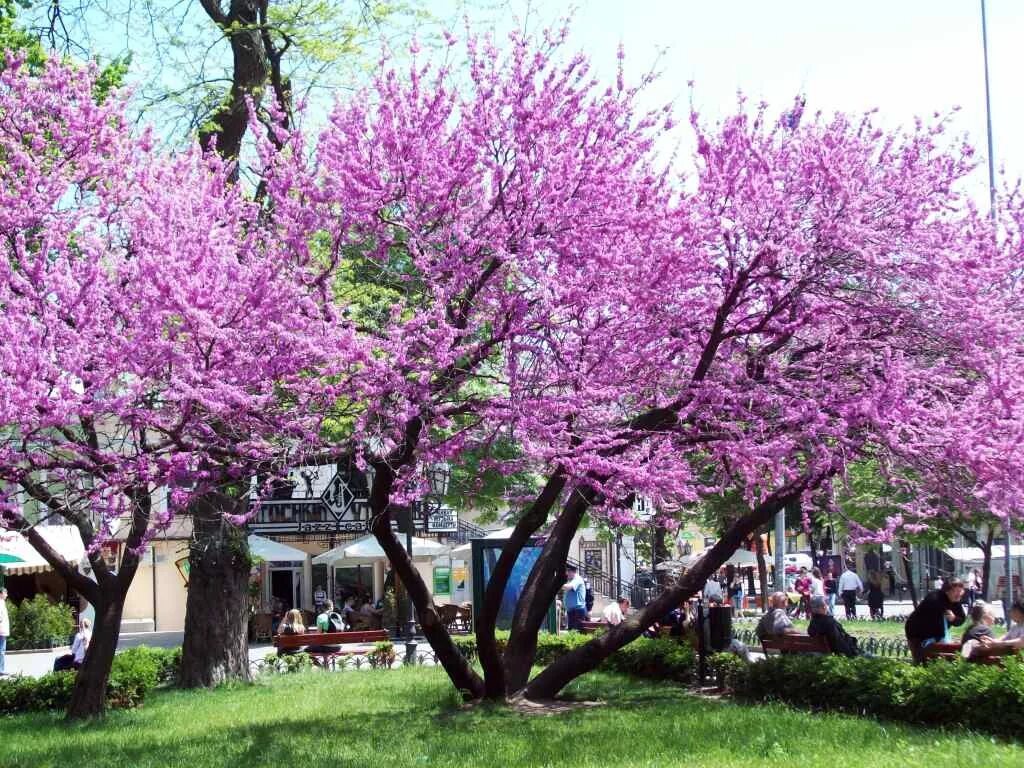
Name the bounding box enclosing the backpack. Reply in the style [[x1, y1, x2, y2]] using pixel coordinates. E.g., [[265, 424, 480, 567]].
[[328, 611, 345, 632], [585, 582, 595, 613]]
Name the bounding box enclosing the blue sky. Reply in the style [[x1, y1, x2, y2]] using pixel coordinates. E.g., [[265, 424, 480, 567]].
[[496, 0, 1024, 199]]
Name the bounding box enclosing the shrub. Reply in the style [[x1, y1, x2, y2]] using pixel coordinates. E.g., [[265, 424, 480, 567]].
[[259, 651, 313, 675], [367, 641, 397, 670], [7, 595, 75, 650], [453, 632, 694, 684], [0, 645, 180, 714], [728, 653, 1024, 738]]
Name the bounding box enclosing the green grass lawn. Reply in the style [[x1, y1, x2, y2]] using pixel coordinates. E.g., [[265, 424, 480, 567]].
[[2, 667, 1021, 768]]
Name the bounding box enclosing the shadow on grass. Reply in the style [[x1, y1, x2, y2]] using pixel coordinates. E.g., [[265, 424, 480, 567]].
[[1, 669, 1021, 768]]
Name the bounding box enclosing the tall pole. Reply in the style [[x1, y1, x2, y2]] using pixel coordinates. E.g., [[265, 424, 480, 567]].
[[981, 0, 1013, 620], [774, 509, 785, 593]]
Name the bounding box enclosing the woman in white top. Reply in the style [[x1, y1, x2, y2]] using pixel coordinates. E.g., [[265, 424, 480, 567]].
[[55, 617, 91, 672], [71, 617, 92, 667]]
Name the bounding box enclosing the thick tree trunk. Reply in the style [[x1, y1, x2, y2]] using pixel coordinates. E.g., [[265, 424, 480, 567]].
[[475, 472, 567, 699], [179, 493, 252, 688], [66, 598, 124, 720], [502, 487, 597, 692], [522, 477, 818, 700]]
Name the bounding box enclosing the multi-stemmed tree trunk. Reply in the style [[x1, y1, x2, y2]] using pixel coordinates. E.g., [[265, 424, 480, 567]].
[[179, 490, 252, 687]]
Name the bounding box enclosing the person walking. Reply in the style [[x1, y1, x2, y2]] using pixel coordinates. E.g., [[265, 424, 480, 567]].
[[728, 568, 745, 615], [837, 563, 863, 620], [867, 570, 885, 619], [824, 567, 839, 614], [905, 577, 966, 663], [0, 587, 9, 676], [964, 568, 980, 609], [793, 567, 812, 619], [563, 564, 588, 630]]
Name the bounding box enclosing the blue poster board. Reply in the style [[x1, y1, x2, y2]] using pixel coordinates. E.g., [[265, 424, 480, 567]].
[[471, 538, 557, 633]]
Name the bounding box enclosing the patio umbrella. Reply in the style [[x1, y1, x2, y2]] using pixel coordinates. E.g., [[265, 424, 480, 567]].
[[312, 534, 449, 567]]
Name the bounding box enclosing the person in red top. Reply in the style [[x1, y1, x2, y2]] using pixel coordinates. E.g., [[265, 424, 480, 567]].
[[793, 567, 813, 618]]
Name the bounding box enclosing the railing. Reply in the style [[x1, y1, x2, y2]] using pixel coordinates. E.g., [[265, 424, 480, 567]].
[[451, 519, 488, 545]]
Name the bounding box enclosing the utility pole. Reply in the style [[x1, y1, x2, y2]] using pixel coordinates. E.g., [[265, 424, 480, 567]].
[[774, 509, 785, 593], [980, 0, 1014, 621]]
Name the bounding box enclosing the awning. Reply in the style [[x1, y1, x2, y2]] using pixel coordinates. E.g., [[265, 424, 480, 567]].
[[247, 535, 309, 563], [0, 526, 85, 575], [681, 548, 758, 569], [313, 534, 449, 567], [943, 545, 1024, 562]]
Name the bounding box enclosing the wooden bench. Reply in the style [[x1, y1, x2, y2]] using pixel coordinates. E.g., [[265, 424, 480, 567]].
[[274, 630, 390, 669], [580, 620, 606, 634], [761, 634, 829, 656], [923, 641, 1015, 666]]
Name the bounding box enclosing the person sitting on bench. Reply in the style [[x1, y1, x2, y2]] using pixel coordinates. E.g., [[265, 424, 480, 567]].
[[276, 609, 306, 656], [905, 577, 966, 663], [755, 592, 800, 640], [54, 617, 91, 672], [306, 601, 344, 655], [807, 596, 859, 656]]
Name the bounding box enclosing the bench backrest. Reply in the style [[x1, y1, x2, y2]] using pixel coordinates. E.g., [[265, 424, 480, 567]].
[[274, 629, 390, 650], [761, 634, 829, 655]]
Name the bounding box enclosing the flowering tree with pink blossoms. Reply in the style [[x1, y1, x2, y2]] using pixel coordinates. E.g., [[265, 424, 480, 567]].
[[0, 57, 346, 718], [290, 31, 1024, 701]]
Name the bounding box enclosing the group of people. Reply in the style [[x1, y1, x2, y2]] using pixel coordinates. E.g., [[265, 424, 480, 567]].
[[904, 577, 1024, 662], [755, 591, 862, 656]]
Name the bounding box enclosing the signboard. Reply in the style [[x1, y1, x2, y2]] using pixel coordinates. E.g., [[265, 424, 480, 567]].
[[433, 566, 451, 596], [175, 556, 190, 587], [471, 539, 557, 633], [451, 562, 468, 604]]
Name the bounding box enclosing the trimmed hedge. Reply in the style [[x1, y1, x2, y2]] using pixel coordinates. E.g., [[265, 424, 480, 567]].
[[0, 646, 181, 715], [453, 631, 696, 683], [726, 653, 1024, 738]]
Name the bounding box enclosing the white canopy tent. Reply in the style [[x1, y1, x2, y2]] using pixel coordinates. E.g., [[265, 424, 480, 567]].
[[248, 534, 308, 563], [944, 545, 1024, 562], [0, 526, 85, 576], [680, 548, 758, 570], [313, 534, 450, 567]]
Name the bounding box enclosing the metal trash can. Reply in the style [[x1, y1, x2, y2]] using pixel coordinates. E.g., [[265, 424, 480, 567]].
[[708, 605, 733, 652]]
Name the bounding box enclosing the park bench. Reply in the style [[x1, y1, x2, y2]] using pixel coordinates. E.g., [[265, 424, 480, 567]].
[[580, 620, 606, 634], [760, 634, 829, 656], [922, 641, 1015, 666], [273, 629, 390, 669]]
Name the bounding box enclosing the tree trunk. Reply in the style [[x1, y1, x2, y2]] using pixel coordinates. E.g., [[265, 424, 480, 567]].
[[522, 476, 818, 700], [475, 472, 567, 699], [365, 440, 485, 700], [900, 539, 918, 607], [502, 486, 597, 692], [66, 597, 124, 720], [755, 534, 769, 609], [179, 493, 252, 688]]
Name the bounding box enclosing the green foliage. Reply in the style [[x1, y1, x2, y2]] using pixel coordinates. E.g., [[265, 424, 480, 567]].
[[7, 595, 74, 650], [452, 632, 695, 683], [727, 653, 1024, 737], [0, 0, 45, 71], [0, 646, 179, 714], [260, 650, 313, 674], [0, 671, 76, 714], [367, 641, 396, 669]]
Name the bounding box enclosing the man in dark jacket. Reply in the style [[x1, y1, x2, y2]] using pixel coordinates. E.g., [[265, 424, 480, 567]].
[[807, 596, 859, 656], [905, 577, 966, 663]]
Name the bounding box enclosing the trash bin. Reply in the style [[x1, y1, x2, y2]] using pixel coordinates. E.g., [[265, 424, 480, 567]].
[[708, 605, 733, 652]]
